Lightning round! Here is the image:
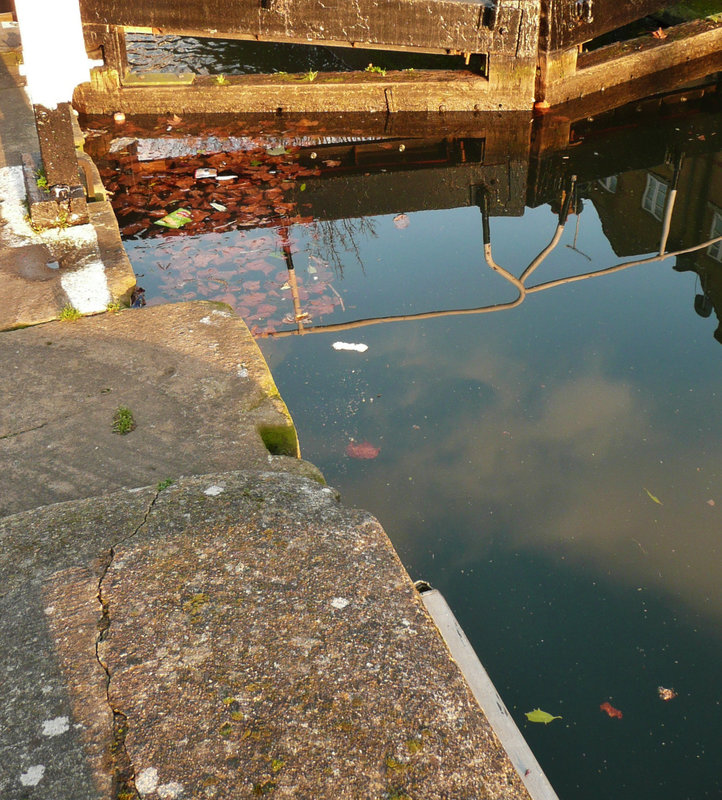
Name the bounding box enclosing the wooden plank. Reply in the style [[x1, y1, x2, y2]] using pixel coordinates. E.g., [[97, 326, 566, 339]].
[[79, 0, 537, 56], [75, 69, 533, 114], [541, 0, 671, 52], [542, 18, 722, 107]]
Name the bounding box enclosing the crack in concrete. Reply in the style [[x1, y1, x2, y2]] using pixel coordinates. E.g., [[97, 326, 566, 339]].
[[0, 420, 49, 440], [95, 489, 161, 800]]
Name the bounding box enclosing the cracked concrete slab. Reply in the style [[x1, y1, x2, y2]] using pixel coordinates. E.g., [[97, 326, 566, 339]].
[[0, 485, 157, 800], [0, 300, 323, 517], [1, 472, 530, 800]]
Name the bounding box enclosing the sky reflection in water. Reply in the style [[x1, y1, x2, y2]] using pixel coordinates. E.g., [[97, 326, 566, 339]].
[[114, 105, 722, 799], [258, 204, 722, 799]]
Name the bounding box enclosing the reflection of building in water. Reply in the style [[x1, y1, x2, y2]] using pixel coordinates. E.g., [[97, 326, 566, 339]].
[[583, 146, 722, 343]]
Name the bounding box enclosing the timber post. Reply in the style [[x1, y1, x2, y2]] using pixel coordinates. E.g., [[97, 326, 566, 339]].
[[27, 103, 89, 228], [83, 23, 127, 90]]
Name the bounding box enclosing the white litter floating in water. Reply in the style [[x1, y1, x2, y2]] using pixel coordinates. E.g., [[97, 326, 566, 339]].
[[332, 342, 368, 353]]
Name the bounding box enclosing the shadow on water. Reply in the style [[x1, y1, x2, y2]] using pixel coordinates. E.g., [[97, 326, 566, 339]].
[[81, 72, 722, 800]]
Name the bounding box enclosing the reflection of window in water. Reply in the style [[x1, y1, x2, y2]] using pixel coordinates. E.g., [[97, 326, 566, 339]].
[[708, 209, 722, 262], [598, 175, 618, 193], [642, 173, 668, 220]]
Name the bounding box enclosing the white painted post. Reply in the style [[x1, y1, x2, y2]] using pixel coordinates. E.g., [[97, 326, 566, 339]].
[[15, 0, 92, 225], [15, 0, 90, 110]]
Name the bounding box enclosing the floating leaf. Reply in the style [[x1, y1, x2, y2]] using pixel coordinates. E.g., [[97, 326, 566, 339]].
[[524, 709, 562, 725], [600, 702, 623, 719], [393, 213, 410, 229], [266, 146, 288, 156], [345, 441, 380, 459], [644, 488, 662, 505], [657, 686, 677, 701]]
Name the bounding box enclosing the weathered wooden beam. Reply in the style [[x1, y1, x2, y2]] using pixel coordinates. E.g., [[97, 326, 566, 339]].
[[83, 23, 128, 77], [26, 103, 88, 228], [539, 17, 722, 108], [79, 0, 537, 57], [540, 0, 671, 52], [75, 69, 534, 114]]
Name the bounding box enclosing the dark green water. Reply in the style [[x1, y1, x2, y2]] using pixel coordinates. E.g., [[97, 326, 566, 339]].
[[91, 62, 722, 797], [258, 210, 722, 798]]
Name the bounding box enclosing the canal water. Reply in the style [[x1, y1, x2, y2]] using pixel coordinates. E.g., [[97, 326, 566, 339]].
[[82, 48, 722, 799]]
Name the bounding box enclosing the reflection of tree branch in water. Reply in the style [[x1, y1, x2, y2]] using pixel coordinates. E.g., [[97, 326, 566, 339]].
[[259, 185, 722, 339], [309, 217, 377, 277]]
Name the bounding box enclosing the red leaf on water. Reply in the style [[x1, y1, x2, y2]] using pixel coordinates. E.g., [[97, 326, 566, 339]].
[[345, 441, 381, 459], [600, 702, 623, 719]]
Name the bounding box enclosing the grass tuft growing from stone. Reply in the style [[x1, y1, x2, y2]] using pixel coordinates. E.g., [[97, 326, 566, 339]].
[[59, 304, 82, 321], [112, 406, 136, 435]]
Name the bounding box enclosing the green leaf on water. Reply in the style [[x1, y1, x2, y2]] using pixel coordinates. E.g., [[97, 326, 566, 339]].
[[525, 708, 562, 724], [644, 488, 662, 505]]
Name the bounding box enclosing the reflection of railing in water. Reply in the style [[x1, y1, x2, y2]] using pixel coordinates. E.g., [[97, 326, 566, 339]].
[[261, 177, 722, 339]]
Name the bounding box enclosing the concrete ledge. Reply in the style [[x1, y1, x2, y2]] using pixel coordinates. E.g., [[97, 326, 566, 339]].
[[0, 163, 136, 330], [0, 301, 317, 517], [0, 471, 532, 799]]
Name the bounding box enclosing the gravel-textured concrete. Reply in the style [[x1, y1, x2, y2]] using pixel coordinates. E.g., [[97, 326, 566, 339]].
[[1, 472, 530, 800], [0, 21, 532, 799], [0, 301, 322, 517]]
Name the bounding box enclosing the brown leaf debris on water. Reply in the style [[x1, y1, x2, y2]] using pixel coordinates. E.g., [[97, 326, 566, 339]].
[[657, 686, 677, 701], [345, 441, 381, 459]]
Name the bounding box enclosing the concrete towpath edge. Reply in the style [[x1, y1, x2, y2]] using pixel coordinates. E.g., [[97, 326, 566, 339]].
[[0, 470, 531, 800]]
